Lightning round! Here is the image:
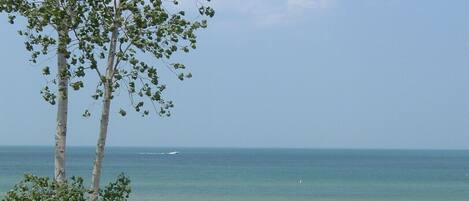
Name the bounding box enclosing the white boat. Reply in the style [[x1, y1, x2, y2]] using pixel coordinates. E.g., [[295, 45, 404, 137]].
[[167, 151, 179, 155]]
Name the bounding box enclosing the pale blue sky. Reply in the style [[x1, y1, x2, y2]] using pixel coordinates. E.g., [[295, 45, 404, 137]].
[[1, 0, 469, 149]]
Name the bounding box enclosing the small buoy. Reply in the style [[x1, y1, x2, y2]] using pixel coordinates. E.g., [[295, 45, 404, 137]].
[[298, 179, 303, 184]]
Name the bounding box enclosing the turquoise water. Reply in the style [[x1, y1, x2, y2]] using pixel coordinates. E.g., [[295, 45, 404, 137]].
[[1, 147, 469, 201]]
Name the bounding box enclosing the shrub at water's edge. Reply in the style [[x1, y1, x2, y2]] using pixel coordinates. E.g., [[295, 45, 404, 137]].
[[2, 173, 131, 201], [99, 174, 131, 201]]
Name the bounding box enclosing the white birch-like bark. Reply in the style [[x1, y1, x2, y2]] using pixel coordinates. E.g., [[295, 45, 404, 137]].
[[90, 2, 120, 199], [54, 29, 68, 184]]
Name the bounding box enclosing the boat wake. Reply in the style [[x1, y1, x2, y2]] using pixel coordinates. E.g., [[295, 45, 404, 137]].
[[138, 151, 179, 155]]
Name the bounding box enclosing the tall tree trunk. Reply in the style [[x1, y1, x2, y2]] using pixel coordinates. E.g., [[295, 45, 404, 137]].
[[55, 29, 68, 184], [90, 12, 119, 201]]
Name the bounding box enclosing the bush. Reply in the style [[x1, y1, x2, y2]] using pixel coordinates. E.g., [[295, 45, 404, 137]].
[[2, 173, 131, 201], [100, 174, 131, 201]]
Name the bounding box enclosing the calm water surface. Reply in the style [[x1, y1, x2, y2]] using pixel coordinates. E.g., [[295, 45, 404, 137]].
[[1, 147, 469, 201]]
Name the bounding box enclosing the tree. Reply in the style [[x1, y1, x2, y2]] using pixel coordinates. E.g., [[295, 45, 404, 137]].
[[72, 1, 215, 200], [0, 0, 84, 184], [2, 0, 214, 198]]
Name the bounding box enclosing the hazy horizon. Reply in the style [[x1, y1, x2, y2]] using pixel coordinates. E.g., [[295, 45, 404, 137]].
[[1, 0, 469, 149], [2, 145, 469, 150]]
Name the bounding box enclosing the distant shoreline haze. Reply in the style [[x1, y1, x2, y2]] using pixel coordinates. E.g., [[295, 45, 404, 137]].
[[0, 145, 468, 151]]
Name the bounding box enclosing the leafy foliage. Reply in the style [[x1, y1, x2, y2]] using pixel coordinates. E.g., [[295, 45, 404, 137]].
[[2, 173, 131, 201], [99, 174, 131, 201], [2, 174, 86, 201], [1, 0, 214, 117]]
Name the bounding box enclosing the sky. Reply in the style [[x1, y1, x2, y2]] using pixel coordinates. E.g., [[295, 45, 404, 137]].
[[1, 0, 469, 149]]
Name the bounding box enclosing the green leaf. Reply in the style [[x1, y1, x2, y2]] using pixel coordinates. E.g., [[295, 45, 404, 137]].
[[119, 109, 127, 116], [71, 81, 84, 91], [42, 66, 50, 75], [83, 110, 91, 118]]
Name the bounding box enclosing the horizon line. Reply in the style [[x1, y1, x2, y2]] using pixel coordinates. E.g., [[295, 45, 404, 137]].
[[0, 145, 468, 151]]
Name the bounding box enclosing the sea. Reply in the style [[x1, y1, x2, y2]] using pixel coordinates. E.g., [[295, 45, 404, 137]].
[[1, 147, 469, 201]]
